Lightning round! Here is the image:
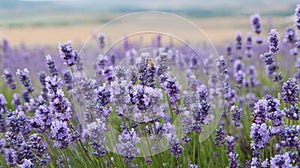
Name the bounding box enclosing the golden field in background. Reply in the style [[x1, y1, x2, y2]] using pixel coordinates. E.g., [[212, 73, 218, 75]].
[[0, 16, 291, 47]]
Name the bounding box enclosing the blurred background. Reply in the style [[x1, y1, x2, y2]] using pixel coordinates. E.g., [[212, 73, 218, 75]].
[[0, 0, 299, 46]]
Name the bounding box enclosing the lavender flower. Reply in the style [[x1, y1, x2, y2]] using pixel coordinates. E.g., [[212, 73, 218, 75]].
[[12, 93, 21, 109], [19, 159, 35, 168], [110, 53, 116, 67], [280, 125, 300, 148], [163, 75, 181, 107], [22, 90, 31, 103], [137, 55, 156, 88], [198, 84, 208, 102], [83, 118, 108, 157], [31, 96, 52, 132], [2, 38, 10, 53], [236, 31, 242, 50], [97, 56, 108, 74], [114, 66, 126, 81], [29, 133, 48, 157], [268, 29, 279, 53], [50, 120, 71, 149], [58, 41, 79, 66], [216, 55, 229, 82], [233, 59, 245, 73], [283, 104, 299, 120], [192, 100, 212, 133], [251, 13, 262, 34], [252, 98, 268, 124], [250, 123, 270, 149], [126, 49, 137, 66], [282, 78, 299, 105], [145, 158, 152, 165], [289, 152, 298, 165], [260, 51, 280, 82], [63, 71, 73, 91], [181, 111, 195, 143], [103, 66, 115, 83], [16, 69, 34, 93], [226, 45, 232, 58], [189, 164, 198, 168], [284, 28, 296, 44], [39, 72, 48, 100], [56, 155, 70, 168], [6, 110, 31, 134], [129, 85, 164, 123], [45, 55, 58, 77], [290, 47, 298, 56], [215, 124, 226, 146], [296, 39, 300, 49], [295, 4, 300, 30], [261, 51, 275, 65], [234, 70, 246, 88], [245, 32, 253, 58], [248, 65, 259, 87], [245, 160, 251, 168], [255, 36, 263, 45], [3, 68, 16, 89], [95, 86, 111, 107], [0, 94, 7, 111], [225, 136, 240, 168], [225, 136, 235, 155], [270, 152, 294, 168], [295, 57, 300, 80], [163, 122, 183, 158], [265, 95, 283, 127], [15, 139, 34, 165], [98, 33, 105, 49], [231, 105, 242, 127], [156, 51, 169, 76], [116, 128, 140, 163], [46, 76, 71, 121], [0, 94, 7, 132], [5, 148, 17, 167]]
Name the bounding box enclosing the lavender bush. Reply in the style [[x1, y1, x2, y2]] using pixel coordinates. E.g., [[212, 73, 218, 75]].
[[0, 5, 300, 168]]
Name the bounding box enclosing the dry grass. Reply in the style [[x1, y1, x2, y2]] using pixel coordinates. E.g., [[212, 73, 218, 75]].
[[0, 16, 290, 47]]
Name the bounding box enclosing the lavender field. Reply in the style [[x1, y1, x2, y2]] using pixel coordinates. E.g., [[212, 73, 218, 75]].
[[1, 1, 300, 168]]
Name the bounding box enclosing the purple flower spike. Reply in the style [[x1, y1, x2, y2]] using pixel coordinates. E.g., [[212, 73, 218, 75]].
[[45, 55, 58, 77], [251, 13, 262, 34], [225, 136, 241, 168], [265, 95, 283, 127], [250, 123, 270, 149], [234, 70, 246, 88], [163, 75, 181, 106], [98, 33, 105, 49], [163, 122, 183, 158], [284, 28, 296, 44], [282, 78, 299, 105], [283, 104, 299, 120], [58, 40, 79, 66], [231, 105, 242, 127], [295, 4, 300, 29], [268, 29, 279, 53], [215, 124, 226, 146], [252, 98, 268, 124], [116, 128, 140, 163], [51, 120, 71, 149], [280, 125, 300, 148], [236, 31, 242, 50], [270, 152, 294, 168], [3, 68, 16, 90], [16, 69, 34, 93]]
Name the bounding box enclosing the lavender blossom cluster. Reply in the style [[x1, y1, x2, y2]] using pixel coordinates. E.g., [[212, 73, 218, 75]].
[[0, 4, 300, 168]]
